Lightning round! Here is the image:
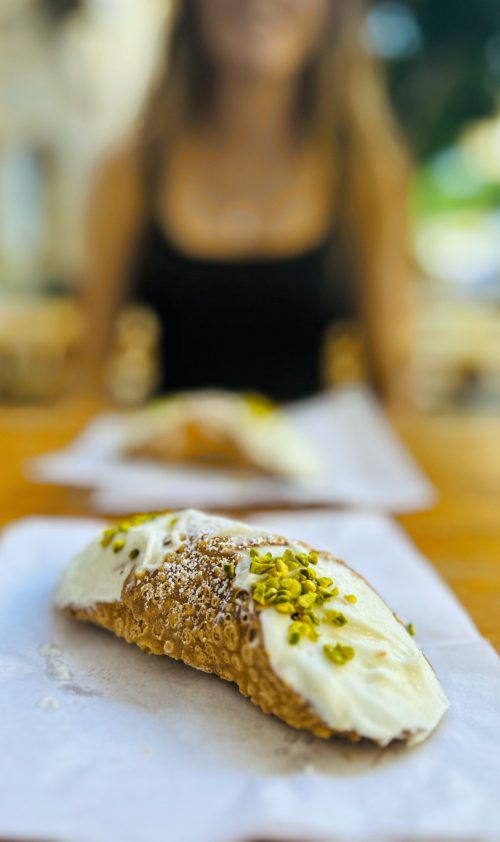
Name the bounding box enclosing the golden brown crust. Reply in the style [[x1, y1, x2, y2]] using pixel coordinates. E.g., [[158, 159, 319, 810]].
[[63, 532, 361, 742]]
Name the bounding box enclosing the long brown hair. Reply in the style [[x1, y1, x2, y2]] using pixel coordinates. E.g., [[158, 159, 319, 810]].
[[138, 0, 411, 392]]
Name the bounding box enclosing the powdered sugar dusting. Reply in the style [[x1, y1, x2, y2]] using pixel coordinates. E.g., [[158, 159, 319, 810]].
[[127, 510, 292, 626], [56, 509, 292, 613]]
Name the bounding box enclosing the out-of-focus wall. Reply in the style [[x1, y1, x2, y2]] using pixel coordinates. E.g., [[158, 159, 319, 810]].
[[0, 0, 169, 292]]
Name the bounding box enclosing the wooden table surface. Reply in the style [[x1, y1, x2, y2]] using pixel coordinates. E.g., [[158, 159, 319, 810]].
[[1, 400, 499, 651]]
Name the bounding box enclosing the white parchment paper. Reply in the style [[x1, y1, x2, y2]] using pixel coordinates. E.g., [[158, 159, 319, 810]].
[[1, 510, 499, 842], [27, 387, 435, 514]]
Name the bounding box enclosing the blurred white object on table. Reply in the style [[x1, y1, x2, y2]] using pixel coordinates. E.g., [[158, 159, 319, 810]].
[[28, 386, 435, 514]]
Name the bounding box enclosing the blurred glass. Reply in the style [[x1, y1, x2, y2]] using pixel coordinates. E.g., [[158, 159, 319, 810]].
[[0, 297, 82, 401]]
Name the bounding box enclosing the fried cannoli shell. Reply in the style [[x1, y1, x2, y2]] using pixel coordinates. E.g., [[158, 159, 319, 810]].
[[57, 510, 448, 745]]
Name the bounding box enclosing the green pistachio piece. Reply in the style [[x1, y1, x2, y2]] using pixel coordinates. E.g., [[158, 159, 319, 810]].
[[298, 592, 316, 609], [324, 642, 355, 665], [324, 610, 348, 627], [276, 602, 295, 615], [303, 609, 320, 625], [284, 578, 302, 599], [275, 559, 289, 575]]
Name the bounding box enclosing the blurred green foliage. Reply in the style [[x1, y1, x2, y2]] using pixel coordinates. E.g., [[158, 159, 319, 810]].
[[414, 163, 500, 216], [384, 0, 500, 159]]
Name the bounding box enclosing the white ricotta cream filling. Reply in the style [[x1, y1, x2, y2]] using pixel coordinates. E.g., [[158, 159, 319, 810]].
[[55, 510, 268, 610], [234, 545, 448, 746]]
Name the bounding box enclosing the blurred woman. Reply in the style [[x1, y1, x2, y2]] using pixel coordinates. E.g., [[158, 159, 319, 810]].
[[85, 0, 412, 403]]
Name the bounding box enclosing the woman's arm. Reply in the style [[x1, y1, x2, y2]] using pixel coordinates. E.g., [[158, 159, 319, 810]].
[[80, 141, 146, 393], [357, 150, 414, 410]]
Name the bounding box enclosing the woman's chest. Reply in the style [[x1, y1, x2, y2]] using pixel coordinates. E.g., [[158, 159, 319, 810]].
[[157, 138, 335, 260]]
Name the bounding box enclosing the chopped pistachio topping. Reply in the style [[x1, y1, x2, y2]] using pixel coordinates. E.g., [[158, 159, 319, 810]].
[[323, 642, 355, 666], [406, 622, 416, 636], [276, 602, 295, 615], [128, 548, 140, 560], [288, 620, 318, 645], [297, 592, 316, 609], [101, 512, 160, 548], [223, 561, 235, 579], [344, 594, 357, 603], [243, 392, 276, 416], [324, 610, 348, 627], [248, 546, 356, 655], [112, 539, 125, 553]]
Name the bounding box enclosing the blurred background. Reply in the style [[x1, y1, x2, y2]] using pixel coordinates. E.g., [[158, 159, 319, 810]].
[[1, 0, 500, 411]]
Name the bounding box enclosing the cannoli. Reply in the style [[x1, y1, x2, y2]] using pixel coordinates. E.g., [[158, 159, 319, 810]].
[[121, 390, 319, 477], [56, 509, 448, 746]]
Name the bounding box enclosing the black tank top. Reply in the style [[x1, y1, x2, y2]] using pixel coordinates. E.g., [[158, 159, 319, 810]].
[[135, 220, 349, 401]]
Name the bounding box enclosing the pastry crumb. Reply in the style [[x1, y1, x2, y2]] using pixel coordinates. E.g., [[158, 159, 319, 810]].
[[37, 695, 60, 711]]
